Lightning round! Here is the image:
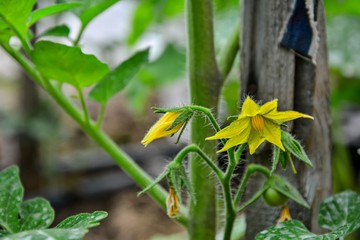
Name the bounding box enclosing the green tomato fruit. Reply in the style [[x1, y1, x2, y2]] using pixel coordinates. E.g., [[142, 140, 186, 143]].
[[263, 188, 288, 207]]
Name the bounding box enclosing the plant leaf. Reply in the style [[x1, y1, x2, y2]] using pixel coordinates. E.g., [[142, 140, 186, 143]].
[[138, 44, 186, 87], [28, 2, 83, 27], [1, 228, 89, 240], [19, 198, 55, 231], [89, 49, 149, 103], [79, 0, 119, 30], [255, 220, 319, 239], [0, 0, 36, 39], [127, 0, 155, 45], [0, 21, 13, 46], [282, 131, 313, 167], [0, 166, 23, 233], [127, 0, 184, 45], [32, 41, 109, 89], [268, 175, 310, 208], [56, 211, 108, 229], [256, 192, 360, 239], [319, 191, 360, 235], [39, 25, 71, 38]]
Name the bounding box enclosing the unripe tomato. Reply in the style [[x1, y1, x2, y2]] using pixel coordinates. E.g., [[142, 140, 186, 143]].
[[263, 187, 288, 207]]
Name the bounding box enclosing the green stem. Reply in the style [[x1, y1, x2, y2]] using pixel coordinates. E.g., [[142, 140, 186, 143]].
[[74, 26, 85, 46], [189, 105, 221, 132], [235, 144, 246, 163], [233, 164, 271, 208], [221, 145, 245, 240], [96, 103, 107, 129], [5, 48, 188, 226], [218, 22, 240, 79], [186, 0, 222, 238], [77, 87, 90, 125], [237, 187, 267, 212], [174, 144, 224, 181]]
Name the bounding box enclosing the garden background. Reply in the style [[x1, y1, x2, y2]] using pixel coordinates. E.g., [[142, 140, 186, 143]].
[[0, 0, 359, 239]]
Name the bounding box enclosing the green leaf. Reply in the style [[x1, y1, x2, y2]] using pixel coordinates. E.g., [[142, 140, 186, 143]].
[[79, 0, 119, 30], [267, 175, 310, 208], [32, 41, 109, 88], [89, 49, 149, 103], [56, 211, 108, 229], [255, 220, 319, 240], [127, 0, 155, 45], [0, 0, 36, 39], [138, 44, 186, 86], [319, 191, 360, 235], [28, 2, 83, 27], [127, 0, 184, 45], [0, 166, 107, 239], [0, 166, 23, 233], [282, 131, 313, 167], [1, 228, 89, 240], [0, 21, 13, 46], [39, 25, 71, 38], [257, 192, 360, 239], [19, 198, 54, 231]]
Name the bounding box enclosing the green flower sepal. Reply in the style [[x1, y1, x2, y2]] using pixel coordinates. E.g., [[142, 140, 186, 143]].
[[137, 161, 193, 218], [271, 131, 313, 174]]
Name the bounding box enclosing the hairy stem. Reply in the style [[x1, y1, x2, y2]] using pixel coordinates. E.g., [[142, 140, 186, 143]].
[[186, 0, 222, 238], [221, 145, 245, 240], [174, 144, 224, 181], [234, 164, 271, 208], [189, 105, 221, 132]]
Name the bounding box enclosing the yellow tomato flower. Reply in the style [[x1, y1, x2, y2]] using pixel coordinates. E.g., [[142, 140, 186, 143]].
[[166, 187, 180, 218], [206, 96, 313, 154], [141, 112, 184, 146]]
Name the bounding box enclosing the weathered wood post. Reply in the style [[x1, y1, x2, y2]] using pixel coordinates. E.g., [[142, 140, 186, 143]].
[[240, 0, 331, 238]]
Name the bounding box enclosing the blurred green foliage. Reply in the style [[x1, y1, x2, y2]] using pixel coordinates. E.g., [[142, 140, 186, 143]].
[[325, 0, 360, 195]]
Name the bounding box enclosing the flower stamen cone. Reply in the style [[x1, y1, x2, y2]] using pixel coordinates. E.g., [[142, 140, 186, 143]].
[[166, 187, 180, 218], [206, 96, 314, 154], [251, 115, 265, 132], [141, 112, 184, 147]]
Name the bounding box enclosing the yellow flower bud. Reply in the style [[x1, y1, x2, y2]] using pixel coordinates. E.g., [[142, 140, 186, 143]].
[[141, 112, 185, 146]]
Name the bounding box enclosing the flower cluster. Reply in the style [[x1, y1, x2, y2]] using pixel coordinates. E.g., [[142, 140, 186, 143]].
[[142, 97, 313, 155]]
